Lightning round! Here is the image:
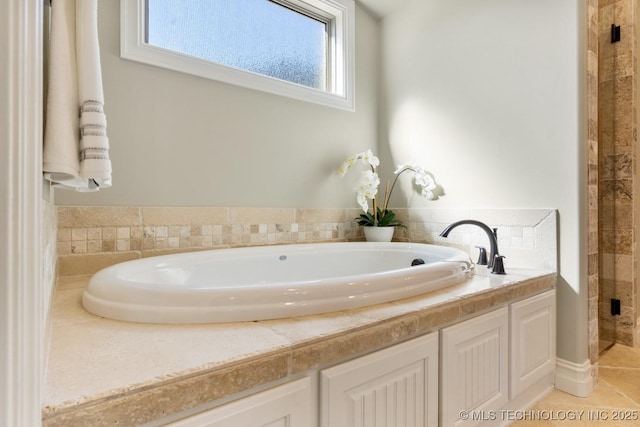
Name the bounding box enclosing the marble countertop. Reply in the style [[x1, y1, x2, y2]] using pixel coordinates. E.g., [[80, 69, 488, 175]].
[[42, 267, 556, 426]]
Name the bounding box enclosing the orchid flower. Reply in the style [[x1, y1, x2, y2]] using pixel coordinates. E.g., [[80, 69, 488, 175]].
[[394, 163, 437, 201], [338, 150, 439, 227], [338, 149, 380, 177], [361, 149, 380, 168], [355, 170, 380, 212]]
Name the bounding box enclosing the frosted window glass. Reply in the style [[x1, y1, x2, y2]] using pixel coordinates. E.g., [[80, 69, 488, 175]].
[[147, 0, 327, 90]]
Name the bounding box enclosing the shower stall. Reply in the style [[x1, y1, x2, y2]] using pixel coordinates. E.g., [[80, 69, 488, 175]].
[[597, 0, 639, 352]]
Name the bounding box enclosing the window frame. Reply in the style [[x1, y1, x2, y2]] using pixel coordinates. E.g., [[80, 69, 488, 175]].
[[120, 0, 355, 111]]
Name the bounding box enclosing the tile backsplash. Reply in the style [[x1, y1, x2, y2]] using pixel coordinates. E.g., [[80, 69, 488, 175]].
[[56, 206, 557, 276]]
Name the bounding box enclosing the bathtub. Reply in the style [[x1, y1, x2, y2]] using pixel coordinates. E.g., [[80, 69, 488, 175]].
[[82, 242, 474, 324]]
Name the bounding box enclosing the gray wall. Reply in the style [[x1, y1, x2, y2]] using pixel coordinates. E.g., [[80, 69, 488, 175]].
[[379, 0, 588, 365], [56, 1, 381, 208]]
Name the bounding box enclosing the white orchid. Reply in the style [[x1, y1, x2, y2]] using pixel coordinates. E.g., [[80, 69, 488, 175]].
[[337, 149, 380, 177], [361, 149, 380, 168], [338, 149, 439, 227], [355, 170, 380, 212], [394, 163, 437, 200]]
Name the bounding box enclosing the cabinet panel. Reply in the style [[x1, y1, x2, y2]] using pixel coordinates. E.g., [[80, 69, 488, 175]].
[[441, 307, 509, 427], [167, 376, 313, 427], [321, 332, 438, 427], [510, 290, 555, 398]]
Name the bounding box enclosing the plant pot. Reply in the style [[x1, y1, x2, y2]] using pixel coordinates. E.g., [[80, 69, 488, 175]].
[[363, 226, 395, 242]]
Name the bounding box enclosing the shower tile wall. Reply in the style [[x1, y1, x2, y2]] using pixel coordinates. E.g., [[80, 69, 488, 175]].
[[588, 0, 600, 365], [598, 0, 637, 347]]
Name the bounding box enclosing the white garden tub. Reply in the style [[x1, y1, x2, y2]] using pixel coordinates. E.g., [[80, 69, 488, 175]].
[[82, 242, 474, 324]]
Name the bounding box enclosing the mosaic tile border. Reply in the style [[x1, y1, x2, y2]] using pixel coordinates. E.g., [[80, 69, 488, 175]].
[[57, 222, 354, 256], [56, 208, 368, 258], [56, 207, 557, 277]]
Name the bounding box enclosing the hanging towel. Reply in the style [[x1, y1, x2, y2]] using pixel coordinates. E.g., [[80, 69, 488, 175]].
[[44, 0, 112, 192]]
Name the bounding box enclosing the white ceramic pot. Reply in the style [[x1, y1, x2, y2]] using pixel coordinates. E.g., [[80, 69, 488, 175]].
[[363, 226, 395, 242]]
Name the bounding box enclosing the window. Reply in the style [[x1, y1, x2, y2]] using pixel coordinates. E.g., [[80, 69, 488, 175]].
[[147, 0, 328, 90], [121, 0, 355, 110]]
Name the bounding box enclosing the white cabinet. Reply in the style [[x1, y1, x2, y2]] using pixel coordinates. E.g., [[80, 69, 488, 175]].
[[161, 290, 555, 427], [510, 290, 555, 399], [439, 291, 556, 427], [440, 307, 509, 427], [166, 376, 314, 427], [320, 332, 439, 427]]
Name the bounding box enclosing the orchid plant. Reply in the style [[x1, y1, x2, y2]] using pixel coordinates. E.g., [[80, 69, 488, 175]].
[[338, 149, 437, 227]]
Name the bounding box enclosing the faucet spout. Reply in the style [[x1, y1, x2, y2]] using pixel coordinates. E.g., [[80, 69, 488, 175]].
[[439, 220, 500, 270]]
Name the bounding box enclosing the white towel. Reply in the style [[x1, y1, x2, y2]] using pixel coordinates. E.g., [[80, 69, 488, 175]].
[[44, 0, 112, 192]]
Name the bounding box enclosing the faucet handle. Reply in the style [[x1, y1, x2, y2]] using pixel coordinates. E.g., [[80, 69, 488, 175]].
[[491, 255, 506, 275], [475, 246, 488, 265]]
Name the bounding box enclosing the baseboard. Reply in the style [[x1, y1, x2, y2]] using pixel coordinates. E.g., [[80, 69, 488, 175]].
[[554, 357, 593, 397]]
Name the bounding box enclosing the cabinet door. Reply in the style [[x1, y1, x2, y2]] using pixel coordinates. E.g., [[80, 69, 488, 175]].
[[167, 376, 313, 427], [321, 332, 438, 427], [510, 290, 556, 398], [441, 307, 509, 427]]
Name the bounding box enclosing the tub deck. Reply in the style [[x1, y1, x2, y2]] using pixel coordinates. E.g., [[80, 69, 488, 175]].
[[42, 268, 556, 426]]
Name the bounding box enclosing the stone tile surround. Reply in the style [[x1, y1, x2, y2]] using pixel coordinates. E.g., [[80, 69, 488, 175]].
[[598, 0, 637, 349], [46, 206, 557, 425], [56, 206, 557, 277], [43, 269, 556, 426], [587, 0, 599, 369]]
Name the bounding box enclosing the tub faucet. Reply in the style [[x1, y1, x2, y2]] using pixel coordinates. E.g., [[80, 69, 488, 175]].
[[439, 219, 505, 274]]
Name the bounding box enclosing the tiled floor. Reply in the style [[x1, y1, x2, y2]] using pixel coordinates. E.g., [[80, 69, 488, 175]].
[[512, 344, 640, 426]]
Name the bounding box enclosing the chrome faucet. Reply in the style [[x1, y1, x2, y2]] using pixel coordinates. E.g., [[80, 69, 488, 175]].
[[439, 219, 505, 274]]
